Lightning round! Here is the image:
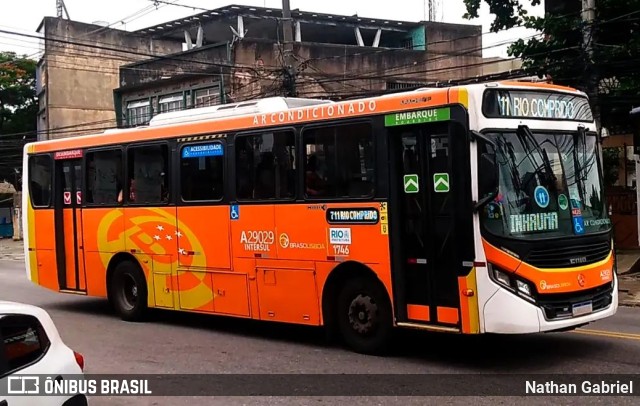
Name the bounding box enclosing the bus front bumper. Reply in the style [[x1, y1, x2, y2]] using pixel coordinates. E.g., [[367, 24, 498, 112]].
[[483, 275, 618, 334]]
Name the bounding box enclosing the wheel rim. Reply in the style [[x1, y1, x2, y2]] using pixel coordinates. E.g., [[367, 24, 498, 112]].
[[120, 274, 138, 311], [347, 293, 379, 336]]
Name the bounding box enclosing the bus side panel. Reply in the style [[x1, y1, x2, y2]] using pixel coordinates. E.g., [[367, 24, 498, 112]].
[[82, 208, 125, 298], [255, 259, 319, 325], [33, 209, 58, 291], [228, 205, 275, 318], [273, 203, 393, 324], [232, 257, 258, 318], [274, 202, 391, 268], [122, 207, 178, 309], [175, 205, 231, 314], [176, 206, 231, 269]]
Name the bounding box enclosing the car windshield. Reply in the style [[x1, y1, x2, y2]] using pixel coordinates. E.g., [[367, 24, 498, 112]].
[[480, 128, 612, 239]]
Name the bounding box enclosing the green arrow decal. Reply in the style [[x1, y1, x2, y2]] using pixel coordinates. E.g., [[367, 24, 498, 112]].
[[433, 173, 450, 193], [403, 174, 419, 193]]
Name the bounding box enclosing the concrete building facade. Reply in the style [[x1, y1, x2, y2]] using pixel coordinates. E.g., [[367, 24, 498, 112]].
[[36, 17, 183, 140], [112, 5, 492, 127], [37, 5, 527, 135]]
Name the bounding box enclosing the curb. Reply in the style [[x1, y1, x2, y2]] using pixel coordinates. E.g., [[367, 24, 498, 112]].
[[619, 302, 640, 307], [0, 256, 24, 261]]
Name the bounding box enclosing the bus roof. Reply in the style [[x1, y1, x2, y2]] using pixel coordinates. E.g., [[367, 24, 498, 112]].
[[27, 81, 586, 154]]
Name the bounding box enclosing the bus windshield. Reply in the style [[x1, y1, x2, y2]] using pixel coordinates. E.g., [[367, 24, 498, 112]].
[[481, 127, 612, 239]]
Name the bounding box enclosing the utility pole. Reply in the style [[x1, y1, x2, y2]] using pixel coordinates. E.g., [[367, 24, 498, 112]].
[[56, 0, 70, 19], [425, 0, 438, 21], [582, 0, 599, 133], [282, 0, 296, 97]]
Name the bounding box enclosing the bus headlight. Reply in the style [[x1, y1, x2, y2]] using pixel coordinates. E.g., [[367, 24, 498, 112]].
[[516, 279, 532, 297], [494, 269, 511, 287], [489, 264, 535, 302]]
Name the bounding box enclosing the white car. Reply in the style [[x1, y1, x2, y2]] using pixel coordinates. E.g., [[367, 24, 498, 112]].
[[0, 301, 86, 406]]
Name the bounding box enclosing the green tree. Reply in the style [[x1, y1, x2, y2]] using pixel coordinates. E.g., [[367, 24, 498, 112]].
[[0, 51, 37, 190], [463, 0, 640, 130]]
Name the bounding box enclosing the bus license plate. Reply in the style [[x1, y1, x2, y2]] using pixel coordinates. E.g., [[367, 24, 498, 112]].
[[572, 301, 593, 317]]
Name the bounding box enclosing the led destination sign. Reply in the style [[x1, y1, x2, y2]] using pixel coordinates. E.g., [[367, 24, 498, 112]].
[[483, 89, 594, 122]]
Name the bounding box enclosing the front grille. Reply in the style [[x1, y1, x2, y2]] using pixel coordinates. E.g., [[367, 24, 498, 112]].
[[537, 282, 613, 320], [526, 240, 611, 268]]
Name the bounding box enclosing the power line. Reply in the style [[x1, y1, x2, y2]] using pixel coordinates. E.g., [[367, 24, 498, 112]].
[[299, 9, 582, 67], [148, 0, 208, 12], [0, 27, 283, 76], [307, 34, 544, 87], [79, 2, 168, 37]]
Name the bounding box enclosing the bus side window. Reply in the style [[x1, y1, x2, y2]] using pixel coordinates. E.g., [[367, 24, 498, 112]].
[[28, 155, 53, 208], [127, 145, 169, 204], [85, 149, 123, 205], [180, 142, 224, 202], [302, 122, 375, 199], [235, 130, 296, 201]]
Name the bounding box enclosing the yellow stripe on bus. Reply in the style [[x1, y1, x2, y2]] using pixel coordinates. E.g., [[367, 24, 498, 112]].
[[459, 267, 480, 333]]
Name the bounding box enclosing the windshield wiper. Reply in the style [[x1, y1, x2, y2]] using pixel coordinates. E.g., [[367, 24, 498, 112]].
[[517, 124, 555, 186]]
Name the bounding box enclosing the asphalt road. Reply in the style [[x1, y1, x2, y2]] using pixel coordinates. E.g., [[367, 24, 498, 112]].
[[1, 259, 639, 405]]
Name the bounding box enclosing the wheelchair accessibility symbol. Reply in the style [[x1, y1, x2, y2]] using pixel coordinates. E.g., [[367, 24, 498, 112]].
[[573, 216, 585, 235], [230, 205, 239, 220]]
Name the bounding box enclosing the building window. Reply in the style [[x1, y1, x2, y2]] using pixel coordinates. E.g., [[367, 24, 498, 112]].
[[159, 93, 184, 113], [185, 90, 193, 109], [28, 155, 52, 208], [194, 87, 221, 108], [127, 100, 151, 126], [180, 142, 224, 201], [402, 37, 414, 49], [236, 130, 296, 200], [303, 122, 375, 199], [386, 81, 427, 90], [85, 149, 123, 205], [127, 144, 169, 204]]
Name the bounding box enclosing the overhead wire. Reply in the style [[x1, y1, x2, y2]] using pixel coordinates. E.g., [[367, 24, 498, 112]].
[[3, 6, 631, 147]]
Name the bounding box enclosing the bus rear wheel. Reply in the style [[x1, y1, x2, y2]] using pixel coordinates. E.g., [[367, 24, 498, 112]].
[[336, 276, 392, 354], [110, 260, 148, 322]]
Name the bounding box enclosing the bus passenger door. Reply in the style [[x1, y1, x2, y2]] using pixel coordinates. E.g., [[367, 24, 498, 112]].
[[54, 157, 86, 293], [388, 121, 473, 328]]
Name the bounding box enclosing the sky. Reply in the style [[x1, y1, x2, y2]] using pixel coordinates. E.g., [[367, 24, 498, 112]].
[[0, 0, 544, 59]]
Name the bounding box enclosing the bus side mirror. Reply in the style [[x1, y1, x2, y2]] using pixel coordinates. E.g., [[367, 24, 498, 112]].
[[475, 153, 498, 211]]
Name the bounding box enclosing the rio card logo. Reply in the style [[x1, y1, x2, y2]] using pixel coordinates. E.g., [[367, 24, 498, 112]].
[[577, 273, 586, 287], [329, 228, 352, 245]]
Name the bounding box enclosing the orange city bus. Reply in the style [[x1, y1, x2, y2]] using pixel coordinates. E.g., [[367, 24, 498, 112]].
[[22, 81, 617, 353]]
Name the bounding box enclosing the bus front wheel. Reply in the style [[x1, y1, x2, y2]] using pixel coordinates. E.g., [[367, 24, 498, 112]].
[[110, 260, 148, 322], [336, 276, 393, 354]]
